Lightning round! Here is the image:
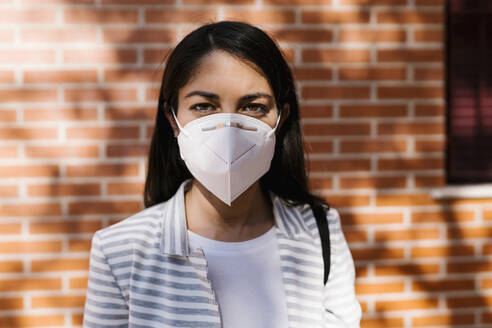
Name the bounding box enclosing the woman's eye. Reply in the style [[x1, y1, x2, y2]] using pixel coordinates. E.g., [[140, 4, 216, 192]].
[[242, 104, 268, 114], [190, 103, 215, 113]]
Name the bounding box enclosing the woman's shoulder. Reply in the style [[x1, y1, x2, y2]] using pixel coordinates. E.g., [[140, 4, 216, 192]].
[[91, 201, 168, 251]]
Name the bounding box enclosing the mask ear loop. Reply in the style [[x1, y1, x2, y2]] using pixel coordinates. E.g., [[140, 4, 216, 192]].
[[267, 111, 282, 138], [170, 106, 190, 137]]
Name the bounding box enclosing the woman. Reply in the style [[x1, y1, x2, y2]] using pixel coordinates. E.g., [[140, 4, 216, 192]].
[[83, 21, 361, 328]]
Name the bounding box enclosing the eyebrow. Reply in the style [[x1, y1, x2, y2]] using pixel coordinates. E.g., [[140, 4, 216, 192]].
[[184, 90, 274, 104]]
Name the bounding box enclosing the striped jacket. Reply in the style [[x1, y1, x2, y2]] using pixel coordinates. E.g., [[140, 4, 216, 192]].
[[83, 180, 362, 327]]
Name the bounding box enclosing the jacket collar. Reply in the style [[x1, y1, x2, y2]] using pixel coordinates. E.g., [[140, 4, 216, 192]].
[[159, 179, 301, 257]]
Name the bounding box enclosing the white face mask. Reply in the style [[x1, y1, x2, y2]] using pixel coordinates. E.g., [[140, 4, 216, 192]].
[[172, 108, 281, 206]]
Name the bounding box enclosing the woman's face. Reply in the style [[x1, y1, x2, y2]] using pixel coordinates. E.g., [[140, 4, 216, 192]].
[[173, 50, 280, 130]]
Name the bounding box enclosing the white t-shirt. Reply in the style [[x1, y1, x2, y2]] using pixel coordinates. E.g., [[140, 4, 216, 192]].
[[187, 226, 289, 328]]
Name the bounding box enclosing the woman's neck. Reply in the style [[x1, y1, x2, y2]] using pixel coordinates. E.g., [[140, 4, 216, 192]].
[[184, 179, 274, 242]]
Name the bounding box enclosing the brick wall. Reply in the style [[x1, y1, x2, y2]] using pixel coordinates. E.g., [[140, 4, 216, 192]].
[[0, 0, 490, 327]]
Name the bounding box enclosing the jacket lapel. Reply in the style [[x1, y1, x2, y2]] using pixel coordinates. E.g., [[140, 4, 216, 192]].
[[270, 194, 325, 328]]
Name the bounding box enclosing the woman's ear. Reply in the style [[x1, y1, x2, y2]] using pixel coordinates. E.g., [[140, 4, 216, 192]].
[[163, 102, 180, 137]]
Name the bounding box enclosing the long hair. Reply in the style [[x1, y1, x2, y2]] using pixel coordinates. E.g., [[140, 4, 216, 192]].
[[144, 20, 329, 211]]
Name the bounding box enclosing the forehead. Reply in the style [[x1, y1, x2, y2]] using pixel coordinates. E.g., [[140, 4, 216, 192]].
[[180, 50, 273, 96]]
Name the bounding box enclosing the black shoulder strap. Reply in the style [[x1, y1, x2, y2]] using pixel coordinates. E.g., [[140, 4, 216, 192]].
[[311, 203, 331, 285]]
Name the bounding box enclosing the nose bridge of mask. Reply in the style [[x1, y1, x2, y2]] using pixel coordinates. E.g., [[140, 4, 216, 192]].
[[170, 106, 281, 137], [204, 126, 257, 165]]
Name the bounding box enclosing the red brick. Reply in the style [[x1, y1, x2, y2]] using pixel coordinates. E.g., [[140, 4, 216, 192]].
[[304, 141, 333, 154], [412, 278, 475, 292], [415, 104, 444, 116], [0, 298, 23, 310], [64, 88, 137, 102], [299, 105, 333, 118], [64, 49, 137, 64], [21, 28, 97, 43], [340, 212, 403, 225], [103, 28, 176, 44], [0, 89, 57, 103], [351, 247, 404, 261], [0, 261, 23, 273], [25, 145, 99, 159], [102, 0, 172, 3], [0, 71, 14, 83], [108, 182, 144, 195], [223, 9, 293, 24], [104, 106, 156, 121], [0, 315, 65, 327], [375, 228, 440, 242], [0, 241, 62, 254], [413, 314, 475, 327], [66, 126, 139, 140], [376, 193, 440, 206], [0, 127, 57, 140], [447, 260, 492, 273], [0, 50, 55, 64], [69, 276, 88, 289], [414, 67, 443, 81], [30, 220, 102, 234], [377, 10, 443, 24], [411, 245, 475, 259], [303, 49, 370, 63], [378, 49, 443, 62], [32, 295, 85, 309], [340, 176, 407, 189], [448, 226, 492, 240], [321, 195, 370, 208], [107, 143, 150, 157], [68, 201, 142, 215], [378, 121, 444, 135], [446, 295, 492, 309], [411, 210, 474, 223], [416, 0, 444, 5], [414, 29, 443, 43], [339, 29, 406, 43], [341, 139, 407, 153], [378, 86, 443, 99], [340, 104, 407, 117], [104, 68, 161, 83], [0, 108, 16, 122], [264, 0, 327, 3], [0, 29, 14, 43], [66, 163, 139, 177], [143, 48, 172, 64], [24, 107, 98, 121], [344, 229, 367, 243], [292, 67, 333, 81], [362, 317, 404, 328], [0, 165, 60, 178], [147, 8, 218, 23], [340, 0, 406, 4], [378, 157, 443, 171], [68, 239, 92, 252], [0, 146, 18, 158], [414, 140, 444, 152], [302, 10, 369, 24], [0, 9, 56, 23], [267, 29, 333, 43], [375, 263, 440, 276], [377, 298, 439, 311], [309, 177, 333, 190], [0, 223, 21, 234], [28, 183, 100, 197], [0, 185, 18, 197], [310, 159, 371, 172], [356, 282, 404, 294], [303, 122, 370, 136], [339, 67, 406, 81], [415, 174, 445, 187], [0, 203, 61, 216], [303, 86, 370, 99], [64, 8, 138, 24], [0, 278, 62, 291], [31, 258, 89, 272], [24, 70, 98, 83]]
